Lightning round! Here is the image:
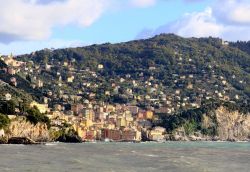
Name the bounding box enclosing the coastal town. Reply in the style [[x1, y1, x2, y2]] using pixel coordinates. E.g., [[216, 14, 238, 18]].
[[0, 53, 169, 142], [0, 40, 249, 143]]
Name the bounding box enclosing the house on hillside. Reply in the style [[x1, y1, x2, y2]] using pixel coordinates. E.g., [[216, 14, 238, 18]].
[[30, 101, 50, 113], [4, 93, 12, 101], [222, 40, 229, 46]]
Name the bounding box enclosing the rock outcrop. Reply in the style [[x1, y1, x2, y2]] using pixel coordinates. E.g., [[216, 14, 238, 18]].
[[7, 116, 50, 142], [168, 106, 250, 141], [56, 134, 82, 143], [55, 129, 82, 143], [215, 107, 250, 141], [8, 137, 37, 144]]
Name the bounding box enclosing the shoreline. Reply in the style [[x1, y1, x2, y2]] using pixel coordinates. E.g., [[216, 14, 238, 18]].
[[1, 136, 249, 145], [1, 140, 249, 145]]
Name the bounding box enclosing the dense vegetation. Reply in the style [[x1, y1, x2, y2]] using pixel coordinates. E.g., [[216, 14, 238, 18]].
[[26, 106, 51, 128], [0, 100, 16, 115], [231, 41, 250, 55], [55, 128, 82, 143], [157, 100, 250, 136], [0, 84, 33, 104], [0, 113, 10, 129], [0, 100, 51, 128]]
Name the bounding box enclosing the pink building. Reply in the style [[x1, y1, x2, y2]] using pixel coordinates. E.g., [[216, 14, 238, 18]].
[[121, 130, 136, 141], [101, 129, 121, 141]]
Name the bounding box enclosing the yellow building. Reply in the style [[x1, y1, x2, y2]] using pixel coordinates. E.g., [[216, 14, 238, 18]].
[[47, 111, 69, 122], [136, 130, 142, 141], [4, 54, 25, 67], [86, 110, 94, 121], [63, 61, 68, 67], [30, 101, 50, 113], [116, 117, 127, 128], [81, 118, 93, 128], [105, 123, 115, 129], [145, 111, 154, 120], [82, 108, 94, 121], [77, 128, 85, 138], [72, 124, 85, 138], [93, 122, 104, 129], [67, 75, 74, 83], [106, 105, 115, 112]]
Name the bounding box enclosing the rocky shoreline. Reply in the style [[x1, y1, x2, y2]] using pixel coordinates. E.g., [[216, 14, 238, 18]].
[[167, 135, 250, 142], [0, 136, 249, 145], [0, 137, 37, 144], [0, 136, 82, 144]]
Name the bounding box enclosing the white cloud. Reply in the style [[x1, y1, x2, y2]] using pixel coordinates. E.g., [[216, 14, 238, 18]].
[[130, 0, 156, 8], [137, 8, 224, 39], [0, 0, 110, 43], [167, 8, 223, 38], [0, 0, 160, 44], [137, 0, 250, 41], [213, 0, 250, 25]]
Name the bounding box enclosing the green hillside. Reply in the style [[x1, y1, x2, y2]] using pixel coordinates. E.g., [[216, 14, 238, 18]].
[[0, 59, 38, 103], [16, 34, 249, 109]]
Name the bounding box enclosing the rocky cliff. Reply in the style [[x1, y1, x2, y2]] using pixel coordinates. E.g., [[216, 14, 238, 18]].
[[215, 107, 250, 141], [6, 116, 50, 142], [168, 106, 250, 141]]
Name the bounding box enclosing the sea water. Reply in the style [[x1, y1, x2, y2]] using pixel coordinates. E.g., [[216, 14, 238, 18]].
[[0, 142, 249, 172]]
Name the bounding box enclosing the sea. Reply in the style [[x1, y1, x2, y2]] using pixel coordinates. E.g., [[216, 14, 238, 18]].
[[0, 142, 249, 172]]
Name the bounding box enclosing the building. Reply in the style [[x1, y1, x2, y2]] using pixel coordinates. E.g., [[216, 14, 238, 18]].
[[145, 110, 154, 120], [148, 127, 166, 141], [106, 105, 115, 113], [121, 129, 141, 141], [81, 118, 93, 128], [127, 106, 139, 115], [121, 129, 136, 141], [101, 129, 121, 141], [97, 64, 104, 69], [67, 75, 74, 83], [71, 104, 84, 115], [4, 93, 12, 101], [37, 80, 44, 88], [222, 40, 229, 46], [116, 117, 127, 128], [7, 67, 16, 75], [30, 101, 50, 113], [137, 112, 145, 120], [3, 54, 25, 67], [10, 77, 17, 86], [83, 108, 94, 121], [84, 130, 97, 141]]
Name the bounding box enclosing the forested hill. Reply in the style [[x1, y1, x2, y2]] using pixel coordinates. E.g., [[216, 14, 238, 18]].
[[230, 41, 250, 55], [16, 34, 249, 107]]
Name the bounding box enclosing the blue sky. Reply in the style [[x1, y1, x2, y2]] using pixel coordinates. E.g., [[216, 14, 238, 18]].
[[0, 0, 250, 55], [52, 0, 212, 43]]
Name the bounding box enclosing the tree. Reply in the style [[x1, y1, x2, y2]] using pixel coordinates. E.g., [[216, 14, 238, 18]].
[[26, 74, 32, 82], [26, 106, 51, 128], [0, 113, 10, 129], [0, 100, 16, 115]]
